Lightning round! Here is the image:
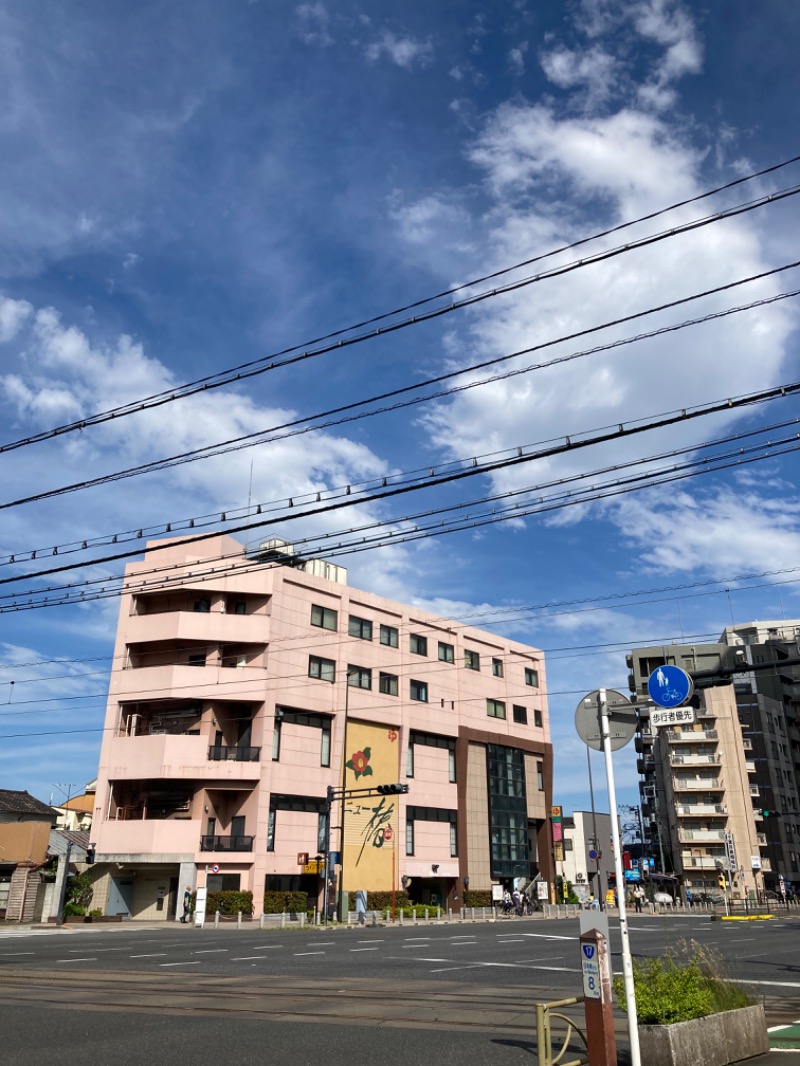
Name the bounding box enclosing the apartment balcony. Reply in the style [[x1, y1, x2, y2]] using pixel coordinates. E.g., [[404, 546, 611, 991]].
[[200, 834, 254, 853], [112, 663, 265, 702], [762, 857, 773, 872], [95, 817, 203, 857], [207, 744, 261, 763], [676, 804, 727, 816], [746, 761, 757, 773], [757, 833, 768, 846], [678, 829, 727, 843], [669, 753, 721, 767], [124, 609, 270, 648], [104, 734, 261, 783], [681, 853, 725, 870], [672, 775, 725, 792], [667, 729, 718, 743], [749, 784, 760, 797]]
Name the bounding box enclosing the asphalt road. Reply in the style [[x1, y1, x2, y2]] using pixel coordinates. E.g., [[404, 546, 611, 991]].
[[2, 913, 800, 1066]]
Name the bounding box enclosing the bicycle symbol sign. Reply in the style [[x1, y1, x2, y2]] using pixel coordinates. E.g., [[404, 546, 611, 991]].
[[647, 664, 693, 709]]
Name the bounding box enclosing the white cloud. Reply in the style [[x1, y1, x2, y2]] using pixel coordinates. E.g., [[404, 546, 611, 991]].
[[508, 42, 528, 76], [540, 45, 618, 105], [613, 489, 800, 578], [365, 32, 433, 70], [0, 293, 32, 341], [297, 2, 333, 46]]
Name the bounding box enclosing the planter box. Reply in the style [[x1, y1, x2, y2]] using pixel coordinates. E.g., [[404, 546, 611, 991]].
[[639, 1004, 768, 1066]]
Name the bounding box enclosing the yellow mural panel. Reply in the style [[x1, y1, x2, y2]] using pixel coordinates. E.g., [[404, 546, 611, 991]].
[[342, 720, 401, 892]]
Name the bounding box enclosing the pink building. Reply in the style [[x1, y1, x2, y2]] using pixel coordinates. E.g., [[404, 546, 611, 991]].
[[90, 535, 554, 920]]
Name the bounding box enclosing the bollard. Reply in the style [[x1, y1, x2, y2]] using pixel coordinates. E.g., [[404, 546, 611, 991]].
[[281, 910, 286, 929], [214, 909, 220, 929], [447, 907, 452, 923], [300, 912, 306, 927], [461, 905, 465, 921], [580, 928, 617, 1066], [413, 907, 417, 925], [259, 912, 264, 931], [399, 908, 404, 926], [425, 907, 429, 924], [237, 910, 242, 930], [437, 906, 441, 922]]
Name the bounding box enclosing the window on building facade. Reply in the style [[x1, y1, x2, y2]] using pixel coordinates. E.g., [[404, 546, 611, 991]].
[[379, 672, 398, 696], [347, 665, 372, 690], [405, 805, 457, 858], [410, 679, 428, 702], [193, 598, 211, 613], [273, 709, 332, 767], [407, 731, 456, 782], [464, 649, 480, 671], [308, 655, 336, 682], [406, 818, 414, 855], [272, 720, 282, 761], [525, 666, 539, 687], [537, 760, 544, 791], [450, 822, 458, 858], [513, 705, 527, 725], [348, 615, 373, 640], [188, 652, 206, 667], [380, 624, 399, 647], [438, 642, 454, 663], [268, 794, 327, 855], [534, 709, 543, 728], [410, 633, 428, 656], [311, 604, 338, 631], [487, 698, 506, 719], [492, 657, 504, 677], [487, 744, 529, 879]]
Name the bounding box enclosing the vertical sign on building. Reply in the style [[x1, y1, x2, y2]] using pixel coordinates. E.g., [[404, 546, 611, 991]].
[[725, 831, 737, 875], [551, 805, 563, 861]]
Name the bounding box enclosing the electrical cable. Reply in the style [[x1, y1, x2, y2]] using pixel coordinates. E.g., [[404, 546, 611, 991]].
[[4, 154, 799, 455]]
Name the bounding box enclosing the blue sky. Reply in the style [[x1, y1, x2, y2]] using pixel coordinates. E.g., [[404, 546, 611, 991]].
[[0, 0, 799, 816]]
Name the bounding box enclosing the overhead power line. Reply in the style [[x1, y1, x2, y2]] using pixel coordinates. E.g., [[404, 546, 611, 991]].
[[1, 164, 798, 457], [3, 265, 798, 517]]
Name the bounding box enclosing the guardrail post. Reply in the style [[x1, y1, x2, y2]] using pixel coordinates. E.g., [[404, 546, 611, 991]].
[[259, 912, 265, 930], [214, 909, 220, 929]]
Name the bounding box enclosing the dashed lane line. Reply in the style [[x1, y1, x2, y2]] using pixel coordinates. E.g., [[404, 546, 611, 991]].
[[293, 952, 325, 956], [57, 958, 97, 963], [160, 961, 201, 967], [129, 954, 167, 958], [231, 956, 264, 961], [192, 949, 229, 954], [350, 948, 379, 952], [0, 952, 34, 956], [357, 939, 384, 943]]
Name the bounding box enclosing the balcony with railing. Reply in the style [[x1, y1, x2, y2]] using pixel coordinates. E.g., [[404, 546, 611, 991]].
[[670, 753, 721, 766], [672, 775, 725, 791], [746, 760, 757, 773], [678, 828, 727, 843], [200, 834, 254, 852], [667, 729, 718, 743], [207, 744, 261, 762], [676, 803, 727, 816], [681, 853, 725, 869]]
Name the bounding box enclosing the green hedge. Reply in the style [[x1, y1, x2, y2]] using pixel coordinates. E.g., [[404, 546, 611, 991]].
[[263, 891, 308, 914], [347, 891, 409, 911], [207, 890, 253, 916], [463, 890, 493, 908]]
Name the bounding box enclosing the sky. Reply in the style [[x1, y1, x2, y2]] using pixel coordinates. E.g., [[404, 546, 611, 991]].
[[0, 0, 799, 818]]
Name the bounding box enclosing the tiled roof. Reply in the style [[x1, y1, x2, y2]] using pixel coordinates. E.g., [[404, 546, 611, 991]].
[[0, 789, 56, 818]]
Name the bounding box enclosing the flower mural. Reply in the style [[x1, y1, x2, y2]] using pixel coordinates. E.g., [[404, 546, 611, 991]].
[[346, 746, 373, 780]]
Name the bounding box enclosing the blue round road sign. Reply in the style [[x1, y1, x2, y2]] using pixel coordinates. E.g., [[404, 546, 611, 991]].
[[589, 849, 598, 860], [647, 664, 694, 708]]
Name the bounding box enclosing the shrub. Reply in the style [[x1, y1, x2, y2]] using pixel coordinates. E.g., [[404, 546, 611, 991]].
[[464, 890, 493, 908], [66, 872, 94, 910], [207, 890, 253, 916], [347, 891, 409, 912], [63, 901, 85, 917], [614, 946, 753, 1025], [89, 909, 103, 917], [263, 891, 308, 914]]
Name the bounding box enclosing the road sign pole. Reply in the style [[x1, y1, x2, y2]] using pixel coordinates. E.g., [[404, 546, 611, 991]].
[[599, 688, 641, 1066]]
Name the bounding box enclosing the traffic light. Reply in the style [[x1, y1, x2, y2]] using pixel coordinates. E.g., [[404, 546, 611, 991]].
[[717, 872, 726, 891], [85, 845, 96, 864], [376, 783, 409, 795], [762, 810, 783, 818]]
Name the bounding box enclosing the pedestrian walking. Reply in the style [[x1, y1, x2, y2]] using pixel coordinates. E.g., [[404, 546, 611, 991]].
[[633, 885, 645, 913], [180, 885, 192, 923]]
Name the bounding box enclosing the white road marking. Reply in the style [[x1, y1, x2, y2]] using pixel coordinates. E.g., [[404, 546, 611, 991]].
[[518, 933, 575, 942], [403, 938, 430, 942], [307, 942, 335, 946], [350, 948, 379, 952], [357, 939, 384, 943], [68, 947, 118, 953], [0, 952, 34, 956], [58, 958, 96, 962], [129, 953, 167, 958], [730, 938, 755, 943], [449, 936, 477, 940], [232, 956, 263, 961], [250, 945, 284, 950], [294, 952, 325, 956], [160, 961, 201, 967], [192, 949, 229, 954]]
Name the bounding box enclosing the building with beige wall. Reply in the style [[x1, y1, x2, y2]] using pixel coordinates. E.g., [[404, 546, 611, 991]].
[[90, 535, 554, 919]]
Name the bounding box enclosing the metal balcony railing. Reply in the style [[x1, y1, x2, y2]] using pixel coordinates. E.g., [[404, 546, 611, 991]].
[[207, 745, 261, 762], [667, 729, 718, 742], [200, 834, 254, 852]]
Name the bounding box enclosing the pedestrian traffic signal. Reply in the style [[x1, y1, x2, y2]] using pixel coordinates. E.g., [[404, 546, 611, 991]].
[[376, 783, 409, 795], [85, 845, 96, 864]]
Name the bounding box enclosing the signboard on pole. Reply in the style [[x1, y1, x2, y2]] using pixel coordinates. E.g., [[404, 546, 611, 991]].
[[194, 886, 207, 928], [647, 665, 694, 709], [650, 706, 695, 729], [725, 832, 737, 874], [581, 941, 602, 1000]]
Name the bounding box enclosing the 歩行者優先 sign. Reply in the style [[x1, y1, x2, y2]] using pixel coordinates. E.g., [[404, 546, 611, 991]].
[[650, 706, 695, 729]]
